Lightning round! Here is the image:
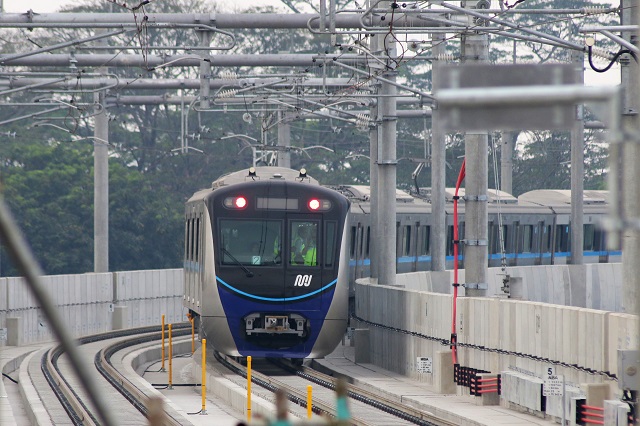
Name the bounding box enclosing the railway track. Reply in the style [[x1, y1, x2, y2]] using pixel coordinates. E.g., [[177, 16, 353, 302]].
[[39, 324, 457, 426], [41, 324, 192, 426], [214, 353, 459, 426]]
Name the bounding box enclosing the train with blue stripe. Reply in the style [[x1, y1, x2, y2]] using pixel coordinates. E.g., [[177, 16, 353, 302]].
[[184, 166, 617, 360], [184, 167, 350, 361], [337, 185, 618, 293]]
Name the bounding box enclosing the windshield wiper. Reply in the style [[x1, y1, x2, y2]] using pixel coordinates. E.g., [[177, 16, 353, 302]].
[[221, 247, 254, 277]]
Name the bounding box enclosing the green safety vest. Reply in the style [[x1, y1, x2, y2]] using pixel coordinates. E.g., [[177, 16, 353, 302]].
[[303, 246, 317, 266]]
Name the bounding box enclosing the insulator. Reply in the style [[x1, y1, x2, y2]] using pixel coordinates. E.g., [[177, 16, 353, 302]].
[[590, 46, 615, 61], [219, 71, 238, 81], [216, 89, 237, 100], [582, 6, 609, 14], [435, 53, 455, 62], [356, 113, 370, 130]]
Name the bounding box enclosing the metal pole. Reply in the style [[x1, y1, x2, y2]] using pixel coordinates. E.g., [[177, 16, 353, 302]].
[[500, 132, 514, 195], [277, 110, 292, 168], [94, 83, 109, 273], [462, 32, 489, 297], [369, 33, 380, 280], [199, 31, 212, 110], [570, 50, 584, 265], [431, 33, 446, 272], [377, 3, 398, 287], [622, 0, 640, 315]]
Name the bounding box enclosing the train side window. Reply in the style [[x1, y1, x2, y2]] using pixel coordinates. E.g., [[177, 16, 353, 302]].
[[396, 222, 401, 257], [324, 221, 337, 268], [195, 218, 200, 262], [365, 226, 371, 258], [403, 225, 412, 256], [555, 225, 570, 252], [358, 225, 364, 258], [190, 219, 195, 261], [522, 225, 533, 253], [420, 225, 430, 256], [184, 219, 190, 262], [501, 225, 509, 254], [446, 226, 454, 256], [584, 224, 595, 251], [350, 226, 357, 259]]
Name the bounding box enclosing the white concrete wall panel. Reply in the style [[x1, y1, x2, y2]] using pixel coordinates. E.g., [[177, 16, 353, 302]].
[[2, 270, 183, 346]]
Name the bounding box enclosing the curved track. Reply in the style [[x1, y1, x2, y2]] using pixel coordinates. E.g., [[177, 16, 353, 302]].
[[41, 324, 191, 426], [39, 325, 457, 426]]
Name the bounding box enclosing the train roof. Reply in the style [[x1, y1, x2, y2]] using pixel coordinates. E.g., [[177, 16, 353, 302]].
[[334, 185, 517, 204], [418, 187, 518, 204], [211, 167, 319, 188], [518, 189, 608, 206], [330, 185, 416, 203]]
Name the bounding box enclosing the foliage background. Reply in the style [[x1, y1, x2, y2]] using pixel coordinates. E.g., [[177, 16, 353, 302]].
[[0, 0, 615, 275]]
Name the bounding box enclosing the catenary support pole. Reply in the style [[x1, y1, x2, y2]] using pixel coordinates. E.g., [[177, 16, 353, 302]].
[[431, 33, 447, 272], [277, 110, 292, 168], [377, 2, 398, 287], [622, 0, 640, 315], [462, 31, 489, 297], [570, 50, 585, 265], [369, 32, 381, 280], [500, 132, 515, 195], [93, 66, 109, 273]]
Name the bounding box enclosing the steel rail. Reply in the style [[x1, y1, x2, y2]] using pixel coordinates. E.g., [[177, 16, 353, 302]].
[[41, 325, 191, 426]]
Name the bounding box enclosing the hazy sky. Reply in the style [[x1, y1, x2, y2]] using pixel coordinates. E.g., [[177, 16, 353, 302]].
[[2, 0, 286, 12], [2, 0, 620, 86]]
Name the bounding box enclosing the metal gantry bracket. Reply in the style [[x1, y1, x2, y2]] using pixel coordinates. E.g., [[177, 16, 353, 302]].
[[464, 282, 489, 290], [462, 239, 488, 246]]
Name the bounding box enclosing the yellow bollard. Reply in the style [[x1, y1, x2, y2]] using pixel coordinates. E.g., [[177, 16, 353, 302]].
[[201, 338, 207, 414], [168, 323, 173, 390], [247, 356, 252, 422], [161, 314, 166, 372], [307, 385, 313, 419]]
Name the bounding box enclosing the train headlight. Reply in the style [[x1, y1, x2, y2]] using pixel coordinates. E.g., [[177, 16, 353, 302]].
[[307, 198, 331, 211], [224, 196, 248, 209], [308, 199, 320, 210]]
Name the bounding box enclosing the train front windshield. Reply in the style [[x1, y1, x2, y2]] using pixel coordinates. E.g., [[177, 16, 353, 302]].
[[220, 219, 282, 266], [219, 219, 327, 268]]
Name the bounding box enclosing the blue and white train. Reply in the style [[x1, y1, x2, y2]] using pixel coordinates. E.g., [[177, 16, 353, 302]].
[[184, 166, 618, 360], [338, 186, 618, 290], [184, 167, 350, 361]]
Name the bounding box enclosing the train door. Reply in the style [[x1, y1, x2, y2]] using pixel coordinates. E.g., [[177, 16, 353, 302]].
[[285, 216, 323, 312]]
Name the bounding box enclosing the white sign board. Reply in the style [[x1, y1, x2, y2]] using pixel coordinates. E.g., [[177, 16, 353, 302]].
[[416, 357, 432, 373], [544, 367, 564, 396]]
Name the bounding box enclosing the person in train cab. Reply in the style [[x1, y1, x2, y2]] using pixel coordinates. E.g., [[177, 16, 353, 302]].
[[301, 226, 317, 266], [291, 226, 306, 264]]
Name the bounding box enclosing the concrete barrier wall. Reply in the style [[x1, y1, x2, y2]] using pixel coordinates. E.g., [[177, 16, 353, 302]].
[[405, 263, 624, 311], [0, 269, 186, 347], [354, 278, 638, 397]]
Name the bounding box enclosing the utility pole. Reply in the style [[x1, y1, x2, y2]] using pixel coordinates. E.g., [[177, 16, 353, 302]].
[[622, 0, 640, 314], [462, 31, 489, 297], [570, 50, 585, 265], [377, 3, 398, 287], [93, 33, 109, 273], [277, 110, 291, 168], [368, 33, 380, 280], [431, 33, 447, 272]]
